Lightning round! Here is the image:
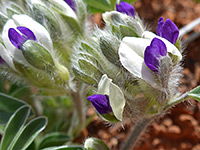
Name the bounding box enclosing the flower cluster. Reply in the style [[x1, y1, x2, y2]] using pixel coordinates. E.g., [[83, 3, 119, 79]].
[[0, 0, 184, 124], [84, 1, 183, 122]]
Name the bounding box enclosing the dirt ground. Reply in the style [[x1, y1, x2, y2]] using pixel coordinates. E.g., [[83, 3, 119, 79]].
[[76, 0, 200, 149]]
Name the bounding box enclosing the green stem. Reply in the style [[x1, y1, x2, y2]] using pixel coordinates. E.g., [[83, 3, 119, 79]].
[[121, 117, 154, 150], [164, 92, 189, 110]]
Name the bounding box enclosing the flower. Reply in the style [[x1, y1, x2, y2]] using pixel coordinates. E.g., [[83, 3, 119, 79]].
[[64, 0, 76, 11], [87, 74, 125, 121], [156, 17, 179, 44], [116, 1, 135, 18], [0, 14, 55, 70], [87, 94, 112, 114], [118, 31, 182, 87], [8, 27, 36, 49]]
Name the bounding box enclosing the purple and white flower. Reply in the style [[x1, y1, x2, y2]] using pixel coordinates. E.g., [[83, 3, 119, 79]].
[[118, 18, 182, 87], [87, 74, 125, 121], [0, 14, 54, 71]]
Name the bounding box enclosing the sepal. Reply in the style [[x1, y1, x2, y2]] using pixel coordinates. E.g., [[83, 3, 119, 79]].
[[21, 40, 54, 70]]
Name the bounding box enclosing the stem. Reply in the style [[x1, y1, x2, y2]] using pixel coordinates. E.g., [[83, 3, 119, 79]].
[[164, 92, 189, 110], [121, 117, 154, 150], [71, 89, 85, 129]]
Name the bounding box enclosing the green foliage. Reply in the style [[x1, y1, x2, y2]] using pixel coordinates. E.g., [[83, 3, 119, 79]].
[[188, 86, 200, 101], [0, 105, 47, 150], [0, 92, 28, 125], [38, 132, 71, 149]]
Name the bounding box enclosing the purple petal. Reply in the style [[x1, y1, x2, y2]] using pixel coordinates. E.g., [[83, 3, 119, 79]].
[[116, 1, 135, 18], [156, 17, 179, 44], [8, 28, 26, 49], [156, 17, 164, 37], [17, 26, 36, 41], [87, 94, 112, 114], [64, 0, 76, 11], [0, 56, 4, 64], [144, 38, 167, 73]]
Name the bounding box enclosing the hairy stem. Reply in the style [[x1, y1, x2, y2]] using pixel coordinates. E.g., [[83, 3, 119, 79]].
[[121, 117, 155, 150], [164, 92, 189, 110], [71, 90, 85, 127]]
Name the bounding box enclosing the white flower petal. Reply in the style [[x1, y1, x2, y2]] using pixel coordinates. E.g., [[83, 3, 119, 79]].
[[97, 74, 111, 95], [120, 37, 151, 57], [0, 43, 16, 71], [2, 19, 17, 56], [119, 37, 151, 78], [12, 14, 54, 53], [109, 81, 126, 121]]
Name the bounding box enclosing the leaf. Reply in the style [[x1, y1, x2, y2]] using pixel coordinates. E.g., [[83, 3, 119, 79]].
[[9, 84, 31, 99], [85, 0, 111, 11], [39, 132, 71, 149], [0, 92, 27, 124], [41, 146, 86, 150], [0, 106, 31, 150], [11, 117, 47, 150], [188, 86, 200, 101]]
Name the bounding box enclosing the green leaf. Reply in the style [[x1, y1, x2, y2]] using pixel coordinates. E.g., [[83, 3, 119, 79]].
[[9, 84, 31, 99], [188, 86, 200, 101], [0, 92, 27, 124], [0, 106, 31, 150], [41, 146, 86, 150], [39, 132, 71, 149], [11, 117, 47, 150], [85, 0, 111, 11]]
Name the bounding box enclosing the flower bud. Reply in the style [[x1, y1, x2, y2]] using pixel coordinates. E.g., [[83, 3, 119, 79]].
[[84, 138, 109, 150], [102, 11, 143, 37], [21, 40, 54, 70], [99, 35, 120, 66], [48, 0, 82, 34], [30, 0, 63, 41], [116, 1, 135, 18], [54, 63, 70, 84], [73, 67, 98, 86]]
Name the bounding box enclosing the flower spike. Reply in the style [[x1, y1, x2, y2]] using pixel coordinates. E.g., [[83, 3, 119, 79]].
[[87, 94, 112, 114], [116, 1, 135, 18], [144, 38, 167, 73], [156, 17, 179, 44]]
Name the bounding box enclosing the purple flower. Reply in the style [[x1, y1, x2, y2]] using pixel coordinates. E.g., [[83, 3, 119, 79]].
[[8, 26, 36, 50], [116, 1, 135, 18], [64, 0, 76, 11], [87, 94, 112, 114], [0, 56, 4, 64], [156, 17, 179, 44], [144, 38, 167, 73]]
